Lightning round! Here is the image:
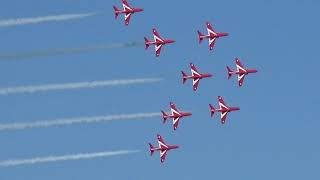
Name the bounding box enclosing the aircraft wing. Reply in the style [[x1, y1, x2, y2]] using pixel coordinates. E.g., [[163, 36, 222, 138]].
[[155, 44, 163, 57], [173, 117, 180, 130], [157, 134, 168, 149], [206, 22, 217, 36], [218, 96, 229, 111], [122, 0, 133, 11], [124, 13, 132, 25], [190, 63, 200, 77], [160, 149, 167, 163], [153, 29, 164, 43], [170, 102, 181, 115], [238, 74, 246, 87], [192, 78, 200, 91], [236, 58, 246, 73], [209, 37, 216, 50], [220, 111, 228, 124]]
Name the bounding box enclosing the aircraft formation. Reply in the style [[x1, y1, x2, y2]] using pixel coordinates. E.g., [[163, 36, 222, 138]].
[[113, 0, 258, 163]]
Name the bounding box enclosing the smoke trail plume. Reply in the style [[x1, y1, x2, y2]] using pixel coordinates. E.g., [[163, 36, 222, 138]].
[[0, 112, 161, 131], [0, 12, 96, 27], [0, 78, 162, 95], [0, 150, 140, 167], [0, 42, 143, 60]]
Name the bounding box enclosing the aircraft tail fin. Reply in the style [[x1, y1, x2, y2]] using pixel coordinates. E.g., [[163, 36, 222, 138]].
[[227, 66, 233, 79], [197, 30, 204, 44], [209, 104, 215, 117], [181, 71, 188, 84], [148, 143, 155, 156], [113, 6, 120, 19], [144, 37, 150, 50], [161, 111, 168, 124]]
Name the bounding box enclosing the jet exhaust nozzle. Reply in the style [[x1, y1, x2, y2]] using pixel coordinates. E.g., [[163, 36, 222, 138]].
[[148, 143, 155, 156], [181, 71, 188, 84], [161, 111, 168, 124], [209, 104, 215, 117]]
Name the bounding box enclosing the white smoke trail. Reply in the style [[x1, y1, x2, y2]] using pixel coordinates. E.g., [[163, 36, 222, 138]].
[[0, 42, 143, 60], [0, 78, 162, 95], [0, 112, 161, 131], [0, 150, 140, 167], [0, 13, 96, 27]]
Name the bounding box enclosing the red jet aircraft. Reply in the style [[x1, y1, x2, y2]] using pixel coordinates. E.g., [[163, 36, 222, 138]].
[[113, 0, 143, 26], [227, 58, 258, 87], [209, 96, 240, 124], [197, 22, 229, 50], [144, 29, 175, 57], [182, 63, 213, 91], [149, 134, 179, 163], [161, 102, 192, 130]]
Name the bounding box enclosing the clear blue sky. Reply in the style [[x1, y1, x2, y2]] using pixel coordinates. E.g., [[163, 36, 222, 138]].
[[0, 0, 319, 179]]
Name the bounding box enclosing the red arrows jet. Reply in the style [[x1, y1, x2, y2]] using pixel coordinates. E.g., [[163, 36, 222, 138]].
[[227, 58, 258, 87], [113, 0, 143, 26], [144, 29, 175, 57], [182, 63, 213, 91], [161, 102, 192, 130], [209, 96, 240, 124], [197, 22, 229, 50], [149, 134, 179, 163]]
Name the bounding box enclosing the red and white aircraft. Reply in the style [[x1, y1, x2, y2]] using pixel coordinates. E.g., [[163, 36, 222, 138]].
[[227, 58, 258, 87], [209, 96, 240, 124], [161, 102, 192, 130], [149, 134, 179, 163], [113, 0, 143, 26], [182, 63, 213, 91], [197, 22, 229, 50], [144, 29, 175, 57]]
